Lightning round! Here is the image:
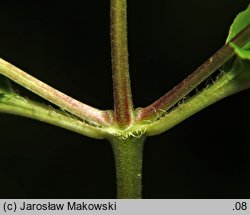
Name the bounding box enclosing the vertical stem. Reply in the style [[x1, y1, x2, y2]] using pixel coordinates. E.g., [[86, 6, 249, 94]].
[[110, 0, 134, 126], [109, 136, 146, 199]]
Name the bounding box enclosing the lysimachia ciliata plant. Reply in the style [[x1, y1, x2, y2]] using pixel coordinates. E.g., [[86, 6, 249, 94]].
[[0, 0, 250, 198]]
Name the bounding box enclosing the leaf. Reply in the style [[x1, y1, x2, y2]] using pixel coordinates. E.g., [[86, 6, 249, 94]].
[[222, 4, 250, 91], [230, 42, 250, 60], [226, 4, 250, 49], [0, 74, 12, 94]]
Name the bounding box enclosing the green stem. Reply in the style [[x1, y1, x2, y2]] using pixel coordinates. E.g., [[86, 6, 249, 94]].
[[108, 136, 146, 198], [136, 24, 250, 123], [0, 93, 107, 139], [111, 0, 134, 126], [0, 58, 111, 127], [146, 60, 249, 136]]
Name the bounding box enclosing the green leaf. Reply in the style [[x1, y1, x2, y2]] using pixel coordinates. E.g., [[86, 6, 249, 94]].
[[230, 42, 250, 60], [226, 4, 250, 49], [223, 4, 250, 91], [0, 74, 12, 94]]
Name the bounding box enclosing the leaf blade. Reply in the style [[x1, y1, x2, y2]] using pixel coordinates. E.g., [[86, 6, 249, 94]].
[[230, 42, 250, 60], [226, 4, 250, 49]]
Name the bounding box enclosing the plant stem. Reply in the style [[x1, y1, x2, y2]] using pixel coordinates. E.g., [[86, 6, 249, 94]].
[[109, 0, 146, 192], [0, 93, 107, 139], [109, 136, 146, 198], [136, 24, 250, 123], [0, 58, 111, 127], [146, 60, 250, 136], [110, 0, 134, 126]]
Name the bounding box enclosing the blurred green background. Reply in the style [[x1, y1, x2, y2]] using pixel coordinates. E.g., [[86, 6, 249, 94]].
[[0, 0, 249, 198]]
